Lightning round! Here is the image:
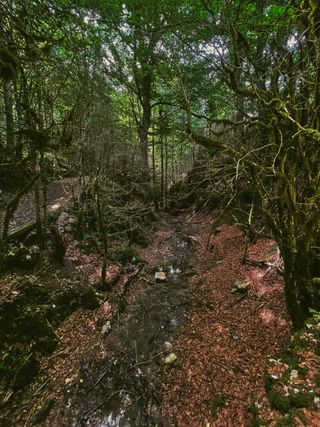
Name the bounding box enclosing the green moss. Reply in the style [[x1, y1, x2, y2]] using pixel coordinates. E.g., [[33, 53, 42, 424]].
[[264, 372, 277, 393], [268, 389, 290, 412], [247, 400, 270, 426], [0, 345, 26, 378], [289, 389, 314, 409], [281, 352, 300, 370], [297, 366, 308, 377], [303, 127, 320, 142], [289, 335, 308, 351], [232, 364, 242, 374], [210, 394, 226, 417], [315, 369, 320, 387], [315, 343, 320, 356], [309, 327, 320, 340], [275, 409, 307, 427], [114, 245, 138, 264]]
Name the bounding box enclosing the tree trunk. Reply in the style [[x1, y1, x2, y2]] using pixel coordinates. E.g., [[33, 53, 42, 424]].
[[3, 80, 14, 159], [282, 247, 314, 330], [138, 73, 152, 180]]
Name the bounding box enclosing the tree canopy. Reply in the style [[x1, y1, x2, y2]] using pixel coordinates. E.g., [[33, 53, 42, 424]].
[[1, 0, 320, 330]]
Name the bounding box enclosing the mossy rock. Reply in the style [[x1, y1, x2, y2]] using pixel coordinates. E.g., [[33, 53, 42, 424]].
[[47, 285, 99, 322], [12, 353, 39, 391], [32, 335, 58, 354], [81, 288, 101, 309], [23, 230, 42, 245], [3, 243, 41, 270], [0, 298, 21, 324], [15, 280, 49, 304], [22, 312, 52, 337], [0, 344, 27, 379]]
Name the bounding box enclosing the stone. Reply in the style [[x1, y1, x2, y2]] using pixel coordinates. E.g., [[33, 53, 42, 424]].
[[164, 341, 172, 349], [164, 353, 177, 365], [155, 271, 166, 281], [101, 321, 112, 336], [290, 369, 299, 380], [231, 281, 250, 294]]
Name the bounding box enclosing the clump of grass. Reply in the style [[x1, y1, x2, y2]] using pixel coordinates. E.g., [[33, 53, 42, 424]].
[[210, 394, 226, 417]]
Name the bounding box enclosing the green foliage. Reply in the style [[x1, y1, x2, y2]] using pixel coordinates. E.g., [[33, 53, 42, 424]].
[[315, 369, 320, 387], [268, 389, 290, 413], [275, 409, 307, 427], [247, 400, 269, 426], [3, 243, 41, 270], [309, 308, 320, 322], [0, 344, 26, 378], [209, 394, 226, 417], [114, 245, 138, 264]]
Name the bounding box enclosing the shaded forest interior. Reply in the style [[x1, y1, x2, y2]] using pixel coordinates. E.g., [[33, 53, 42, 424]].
[[2, 0, 320, 426]]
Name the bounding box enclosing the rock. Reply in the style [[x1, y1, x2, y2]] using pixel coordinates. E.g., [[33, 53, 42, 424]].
[[101, 321, 112, 336], [170, 318, 178, 328], [290, 369, 299, 380], [32, 398, 55, 425], [155, 271, 166, 281], [231, 281, 250, 294], [164, 353, 177, 365]]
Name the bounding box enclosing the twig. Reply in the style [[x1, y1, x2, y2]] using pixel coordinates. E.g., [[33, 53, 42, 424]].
[[50, 349, 66, 359], [130, 349, 169, 369], [94, 366, 110, 387], [228, 293, 248, 308], [32, 378, 50, 397], [134, 340, 138, 364], [243, 302, 265, 319]]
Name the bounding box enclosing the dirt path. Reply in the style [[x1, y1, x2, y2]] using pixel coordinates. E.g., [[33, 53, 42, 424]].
[[0, 209, 291, 426]]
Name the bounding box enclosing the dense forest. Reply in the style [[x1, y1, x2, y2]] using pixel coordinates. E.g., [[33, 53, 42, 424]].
[[1, 0, 320, 425]]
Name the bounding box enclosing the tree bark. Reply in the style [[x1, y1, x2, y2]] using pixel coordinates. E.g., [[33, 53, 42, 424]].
[[3, 80, 14, 159], [138, 73, 152, 180]]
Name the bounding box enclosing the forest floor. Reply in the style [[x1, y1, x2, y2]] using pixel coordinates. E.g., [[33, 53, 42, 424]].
[[1, 198, 320, 426]]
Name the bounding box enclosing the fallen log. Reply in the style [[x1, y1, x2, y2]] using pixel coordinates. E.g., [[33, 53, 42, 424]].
[[7, 204, 63, 241]]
